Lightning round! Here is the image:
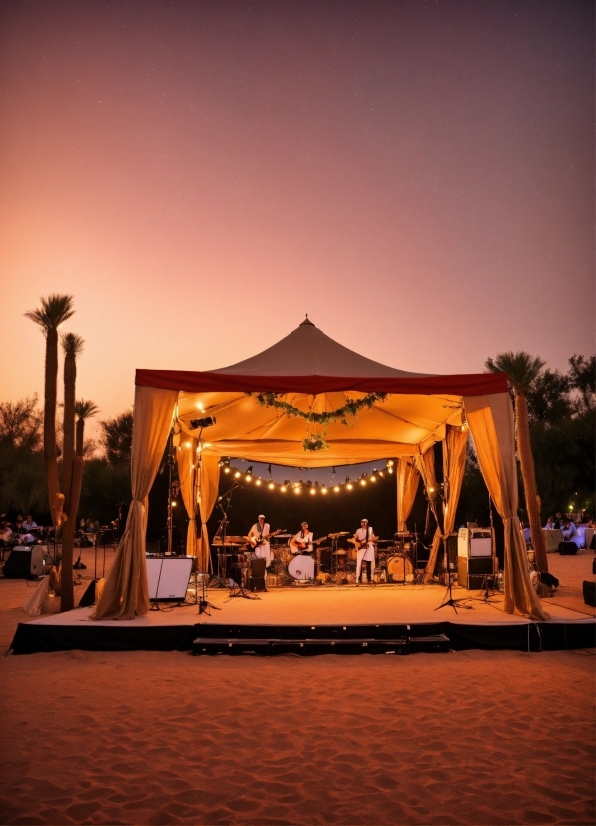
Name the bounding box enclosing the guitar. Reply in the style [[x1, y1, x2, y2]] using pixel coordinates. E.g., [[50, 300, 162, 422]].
[[245, 528, 286, 548], [291, 534, 328, 553], [348, 534, 379, 551]]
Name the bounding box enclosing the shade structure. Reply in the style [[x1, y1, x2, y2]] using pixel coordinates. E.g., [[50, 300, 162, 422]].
[[93, 318, 548, 623], [138, 317, 507, 467]]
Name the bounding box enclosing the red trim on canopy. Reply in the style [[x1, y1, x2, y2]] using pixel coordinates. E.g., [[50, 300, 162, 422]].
[[135, 369, 508, 396]]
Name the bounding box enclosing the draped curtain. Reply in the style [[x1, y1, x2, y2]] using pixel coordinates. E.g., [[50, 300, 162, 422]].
[[177, 434, 198, 557], [93, 386, 178, 620], [397, 458, 420, 532], [197, 453, 220, 572], [464, 393, 549, 621], [421, 426, 468, 584]]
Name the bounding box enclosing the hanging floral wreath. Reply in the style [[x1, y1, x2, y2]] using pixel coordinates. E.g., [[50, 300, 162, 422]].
[[247, 391, 388, 451]]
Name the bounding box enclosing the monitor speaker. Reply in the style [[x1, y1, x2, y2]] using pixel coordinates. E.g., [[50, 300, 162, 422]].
[[250, 556, 267, 591], [4, 546, 44, 579]]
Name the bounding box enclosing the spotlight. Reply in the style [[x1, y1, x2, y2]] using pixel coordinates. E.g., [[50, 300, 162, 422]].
[[189, 416, 216, 430]]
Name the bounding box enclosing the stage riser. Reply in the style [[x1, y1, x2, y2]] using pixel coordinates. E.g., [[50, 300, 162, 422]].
[[10, 621, 595, 654]]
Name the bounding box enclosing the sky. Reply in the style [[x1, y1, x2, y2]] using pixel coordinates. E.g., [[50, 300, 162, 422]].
[[1, 0, 594, 435]]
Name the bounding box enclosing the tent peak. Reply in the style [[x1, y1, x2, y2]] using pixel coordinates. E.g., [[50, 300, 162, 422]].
[[300, 315, 315, 327]]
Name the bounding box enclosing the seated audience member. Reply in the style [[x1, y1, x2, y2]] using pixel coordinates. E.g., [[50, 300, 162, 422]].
[[544, 516, 556, 530], [554, 512, 564, 529], [0, 518, 13, 543], [561, 518, 578, 545], [22, 515, 37, 531], [521, 522, 531, 543], [579, 510, 591, 525]]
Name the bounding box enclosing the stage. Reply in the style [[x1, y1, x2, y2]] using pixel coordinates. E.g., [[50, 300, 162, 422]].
[[10, 581, 595, 655]]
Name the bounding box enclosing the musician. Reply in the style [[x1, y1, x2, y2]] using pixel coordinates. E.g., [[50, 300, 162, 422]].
[[353, 519, 376, 584], [290, 522, 313, 554], [248, 514, 272, 569]]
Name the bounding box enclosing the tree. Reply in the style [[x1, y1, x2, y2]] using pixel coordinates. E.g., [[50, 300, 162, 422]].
[[61, 333, 84, 513], [75, 400, 99, 457], [59, 333, 85, 611], [100, 411, 133, 465], [0, 396, 42, 451], [568, 354, 596, 413], [486, 352, 548, 574], [24, 295, 74, 526], [0, 397, 46, 516]]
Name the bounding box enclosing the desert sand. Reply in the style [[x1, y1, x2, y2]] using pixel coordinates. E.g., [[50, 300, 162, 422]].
[[1, 548, 594, 825]]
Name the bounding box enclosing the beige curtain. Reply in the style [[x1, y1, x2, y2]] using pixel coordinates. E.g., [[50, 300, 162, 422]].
[[197, 452, 220, 572], [397, 458, 420, 532], [93, 386, 178, 620], [422, 426, 468, 584], [177, 434, 198, 556], [464, 393, 549, 621]]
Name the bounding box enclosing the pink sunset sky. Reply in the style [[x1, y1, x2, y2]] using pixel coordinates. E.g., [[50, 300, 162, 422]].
[[1, 0, 593, 425]]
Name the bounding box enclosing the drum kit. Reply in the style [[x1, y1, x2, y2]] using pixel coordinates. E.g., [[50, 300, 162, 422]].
[[210, 530, 422, 587]]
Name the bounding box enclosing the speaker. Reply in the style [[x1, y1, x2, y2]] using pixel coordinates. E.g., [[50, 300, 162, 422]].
[[3, 546, 44, 579], [250, 556, 267, 591], [146, 556, 192, 600], [79, 580, 97, 607], [583, 580, 596, 607], [457, 555, 493, 589], [559, 541, 578, 555]]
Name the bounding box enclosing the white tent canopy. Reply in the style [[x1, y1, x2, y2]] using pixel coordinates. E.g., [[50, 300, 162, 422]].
[[92, 318, 549, 624]]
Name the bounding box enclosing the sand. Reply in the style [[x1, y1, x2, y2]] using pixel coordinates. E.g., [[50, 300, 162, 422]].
[[1, 548, 594, 825]]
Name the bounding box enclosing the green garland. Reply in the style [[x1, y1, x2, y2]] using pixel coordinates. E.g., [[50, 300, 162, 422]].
[[248, 391, 387, 426]]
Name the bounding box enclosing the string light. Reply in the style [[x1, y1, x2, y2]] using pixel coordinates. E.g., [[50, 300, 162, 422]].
[[216, 461, 397, 495]]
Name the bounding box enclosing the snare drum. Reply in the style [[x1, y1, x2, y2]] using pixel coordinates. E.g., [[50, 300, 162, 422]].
[[386, 554, 414, 583]]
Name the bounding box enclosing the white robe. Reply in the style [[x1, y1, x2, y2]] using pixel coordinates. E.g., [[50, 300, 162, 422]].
[[249, 522, 272, 568], [354, 526, 376, 581]]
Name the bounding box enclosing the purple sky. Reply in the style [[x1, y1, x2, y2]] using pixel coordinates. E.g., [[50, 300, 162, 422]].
[[1, 0, 594, 425]]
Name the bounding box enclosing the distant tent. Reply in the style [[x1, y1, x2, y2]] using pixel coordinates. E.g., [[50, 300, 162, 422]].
[[93, 318, 548, 624]]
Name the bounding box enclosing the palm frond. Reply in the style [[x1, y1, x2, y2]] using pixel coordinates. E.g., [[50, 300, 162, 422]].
[[75, 399, 99, 420], [24, 294, 75, 333], [485, 351, 545, 393], [61, 332, 85, 356]]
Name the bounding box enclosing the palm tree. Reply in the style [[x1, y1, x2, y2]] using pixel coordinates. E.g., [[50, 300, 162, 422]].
[[61, 333, 85, 511], [59, 336, 86, 612], [486, 351, 548, 573], [75, 400, 99, 457], [25, 294, 75, 526]]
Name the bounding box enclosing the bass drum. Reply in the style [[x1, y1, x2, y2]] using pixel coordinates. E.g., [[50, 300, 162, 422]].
[[288, 553, 315, 581], [386, 554, 414, 583]]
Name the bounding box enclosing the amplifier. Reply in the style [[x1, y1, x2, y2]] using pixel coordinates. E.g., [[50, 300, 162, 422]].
[[4, 546, 44, 579], [457, 556, 494, 590], [458, 528, 492, 558], [146, 556, 193, 601]]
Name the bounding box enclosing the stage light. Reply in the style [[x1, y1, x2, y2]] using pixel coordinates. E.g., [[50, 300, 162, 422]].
[[360, 479, 366, 486], [185, 441, 191, 448], [370, 475, 377, 482], [281, 485, 287, 492], [234, 471, 241, 478], [255, 478, 262, 486], [294, 486, 301, 494], [387, 459, 394, 467], [387, 467, 393, 474], [310, 488, 316, 495], [347, 483, 353, 490], [321, 487, 328, 494], [190, 416, 216, 430], [334, 486, 340, 492], [245, 475, 252, 482], [378, 470, 384, 478], [172, 501, 177, 507], [224, 466, 230, 474], [196, 402, 204, 410], [268, 482, 275, 490], [429, 486, 435, 493]]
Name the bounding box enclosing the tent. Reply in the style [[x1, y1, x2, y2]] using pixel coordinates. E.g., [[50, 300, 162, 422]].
[[93, 318, 548, 622]]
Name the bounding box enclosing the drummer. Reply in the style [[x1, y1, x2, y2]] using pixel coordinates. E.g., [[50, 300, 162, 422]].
[[248, 514, 273, 570], [353, 518, 376, 584], [290, 522, 313, 554]]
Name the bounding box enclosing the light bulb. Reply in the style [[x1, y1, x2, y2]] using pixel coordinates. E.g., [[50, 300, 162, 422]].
[[255, 478, 261, 486], [234, 471, 241, 478], [321, 487, 327, 494], [310, 488, 316, 495], [334, 486, 340, 492], [269, 482, 275, 490], [281, 485, 287, 492], [347, 483, 353, 490]]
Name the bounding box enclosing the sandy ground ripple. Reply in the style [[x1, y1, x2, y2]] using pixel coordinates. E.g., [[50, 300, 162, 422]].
[[0, 648, 594, 825]]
